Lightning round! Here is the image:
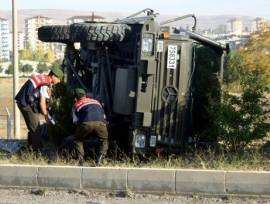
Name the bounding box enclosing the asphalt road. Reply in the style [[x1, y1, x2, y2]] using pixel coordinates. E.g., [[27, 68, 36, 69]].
[[1, 189, 270, 204]]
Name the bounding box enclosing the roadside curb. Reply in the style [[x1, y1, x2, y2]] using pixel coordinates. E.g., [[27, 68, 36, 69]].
[[0, 164, 269, 195]]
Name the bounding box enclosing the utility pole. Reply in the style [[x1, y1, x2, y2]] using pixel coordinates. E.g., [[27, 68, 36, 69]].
[[12, 0, 20, 139]]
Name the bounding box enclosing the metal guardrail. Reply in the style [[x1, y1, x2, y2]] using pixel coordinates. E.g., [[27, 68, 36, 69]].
[[0, 108, 11, 139]]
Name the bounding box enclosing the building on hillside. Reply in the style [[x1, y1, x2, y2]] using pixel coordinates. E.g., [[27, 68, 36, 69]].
[[17, 31, 25, 51], [25, 16, 52, 53], [53, 43, 66, 61], [0, 17, 10, 61], [8, 31, 25, 52], [214, 34, 250, 51], [252, 18, 268, 32], [25, 16, 65, 62], [67, 13, 108, 24], [226, 18, 243, 35]]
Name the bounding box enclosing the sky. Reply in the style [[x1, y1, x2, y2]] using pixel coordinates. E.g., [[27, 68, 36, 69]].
[[2, 0, 270, 19]]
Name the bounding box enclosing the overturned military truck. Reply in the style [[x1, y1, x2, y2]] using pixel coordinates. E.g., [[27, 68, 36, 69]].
[[38, 8, 230, 154]]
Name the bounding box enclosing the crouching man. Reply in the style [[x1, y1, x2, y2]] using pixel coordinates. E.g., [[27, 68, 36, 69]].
[[72, 88, 109, 166]]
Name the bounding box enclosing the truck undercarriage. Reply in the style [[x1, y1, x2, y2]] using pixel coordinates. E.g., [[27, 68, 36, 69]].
[[38, 9, 230, 155]]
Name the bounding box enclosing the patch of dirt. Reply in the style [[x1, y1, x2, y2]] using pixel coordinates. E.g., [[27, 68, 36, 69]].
[[0, 78, 30, 139]]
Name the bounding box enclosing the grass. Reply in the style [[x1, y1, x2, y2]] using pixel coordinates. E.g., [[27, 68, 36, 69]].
[[1, 140, 270, 171], [125, 189, 135, 198], [1, 79, 270, 170]]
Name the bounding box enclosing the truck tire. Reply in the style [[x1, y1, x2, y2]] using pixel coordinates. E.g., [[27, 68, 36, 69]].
[[38, 25, 71, 43], [70, 23, 132, 42]]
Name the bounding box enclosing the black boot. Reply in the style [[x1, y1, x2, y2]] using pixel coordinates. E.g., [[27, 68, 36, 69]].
[[79, 157, 85, 166], [95, 155, 103, 167], [27, 132, 33, 147]]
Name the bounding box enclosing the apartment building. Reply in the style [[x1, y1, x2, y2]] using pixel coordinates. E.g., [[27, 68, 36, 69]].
[[25, 15, 52, 53], [67, 13, 107, 24], [0, 17, 10, 61], [24, 14, 108, 62], [226, 18, 243, 35], [252, 18, 268, 32], [9, 31, 26, 52]]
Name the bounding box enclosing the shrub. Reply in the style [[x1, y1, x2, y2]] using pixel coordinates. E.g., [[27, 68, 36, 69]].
[[47, 81, 76, 146], [205, 72, 270, 151]]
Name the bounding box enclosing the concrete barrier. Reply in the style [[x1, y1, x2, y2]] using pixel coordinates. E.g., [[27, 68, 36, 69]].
[[82, 167, 128, 190], [0, 165, 38, 187], [226, 171, 270, 195], [0, 164, 269, 195], [128, 168, 175, 193], [176, 169, 225, 194], [38, 166, 81, 189]]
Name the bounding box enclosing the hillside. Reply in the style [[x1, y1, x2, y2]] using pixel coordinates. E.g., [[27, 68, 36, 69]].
[[0, 9, 264, 32]]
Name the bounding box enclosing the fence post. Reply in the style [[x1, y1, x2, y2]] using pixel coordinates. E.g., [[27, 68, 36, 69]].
[[5, 108, 11, 140]]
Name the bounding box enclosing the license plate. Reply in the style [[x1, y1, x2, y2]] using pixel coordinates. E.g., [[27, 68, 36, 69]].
[[167, 45, 177, 69]]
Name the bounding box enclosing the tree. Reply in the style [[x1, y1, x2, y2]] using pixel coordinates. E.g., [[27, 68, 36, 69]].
[[0, 64, 3, 73], [49, 62, 59, 70], [36, 61, 49, 74], [239, 31, 270, 81], [223, 51, 244, 91], [0, 58, 9, 62], [206, 72, 270, 151], [5, 63, 14, 75], [21, 43, 35, 60], [5, 61, 22, 75], [47, 49, 55, 63], [21, 63, 34, 77], [213, 24, 226, 34], [35, 46, 46, 62], [48, 81, 75, 146]]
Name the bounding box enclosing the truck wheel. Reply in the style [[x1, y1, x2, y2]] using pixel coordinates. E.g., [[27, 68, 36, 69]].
[[70, 23, 132, 42], [38, 25, 71, 43]]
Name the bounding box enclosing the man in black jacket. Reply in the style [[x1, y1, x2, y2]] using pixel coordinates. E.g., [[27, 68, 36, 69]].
[[15, 67, 63, 151]]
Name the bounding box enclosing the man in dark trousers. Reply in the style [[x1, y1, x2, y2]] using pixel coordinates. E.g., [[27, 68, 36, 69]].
[[15, 67, 64, 152], [72, 88, 109, 166]]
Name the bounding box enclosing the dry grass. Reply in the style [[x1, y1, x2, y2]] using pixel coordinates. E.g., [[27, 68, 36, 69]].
[[1, 78, 270, 170], [1, 143, 270, 170], [0, 77, 31, 139]]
